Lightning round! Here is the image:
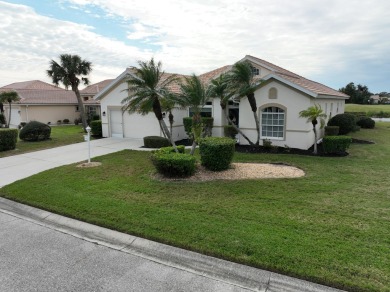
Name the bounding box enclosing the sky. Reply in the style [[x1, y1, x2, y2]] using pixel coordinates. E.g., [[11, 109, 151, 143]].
[[0, 0, 389, 93]]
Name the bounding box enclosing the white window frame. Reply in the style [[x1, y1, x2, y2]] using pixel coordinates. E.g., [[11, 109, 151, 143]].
[[260, 106, 285, 140]]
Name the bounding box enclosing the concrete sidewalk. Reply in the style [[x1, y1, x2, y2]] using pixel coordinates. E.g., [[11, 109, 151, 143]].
[[0, 138, 145, 188], [0, 198, 345, 292]]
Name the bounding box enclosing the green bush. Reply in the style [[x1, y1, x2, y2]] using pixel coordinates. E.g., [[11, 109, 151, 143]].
[[151, 152, 196, 177], [357, 116, 375, 129], [144, 136, 171, 148], [367, 111, 390, 118], [183, 117, 214, 138], [327, 113, 357, 135], [19, 121, 51, 141], [224, 125, 238, 139], [0, 128, 18, 151], [323, 136, 352, 154], [324, 126, 340, 136], [158, 145, 185, 154], [63, 119, 70, 124], [90, 120, 102, 137], [0, 113, 6, 125], [199, 137, 235, 171]]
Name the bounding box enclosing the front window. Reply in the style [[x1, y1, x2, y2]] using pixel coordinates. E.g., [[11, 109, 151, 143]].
[[189, 107, 212, 117], [261, 106, 285, 139]]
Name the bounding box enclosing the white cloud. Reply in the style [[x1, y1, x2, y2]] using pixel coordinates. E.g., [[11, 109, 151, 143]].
[[1, 0, 390, 92]]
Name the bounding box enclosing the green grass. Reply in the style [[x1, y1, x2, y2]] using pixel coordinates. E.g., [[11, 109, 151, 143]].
[[0, 125, 86, 158], [1, 123, 390, 291], [345, 103, 390, 113]]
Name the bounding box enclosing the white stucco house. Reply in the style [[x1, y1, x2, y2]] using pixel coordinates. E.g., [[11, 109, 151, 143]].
[[94, 55, 349, 150]]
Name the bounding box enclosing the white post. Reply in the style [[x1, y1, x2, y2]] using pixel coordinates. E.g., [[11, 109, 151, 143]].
[[86, 126, 91, 163]]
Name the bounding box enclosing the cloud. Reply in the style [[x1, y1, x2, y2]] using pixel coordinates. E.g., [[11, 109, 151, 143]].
[[1, 0, 390, 92]]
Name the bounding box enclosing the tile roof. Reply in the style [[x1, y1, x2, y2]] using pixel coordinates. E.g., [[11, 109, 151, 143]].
[[0, 80, 99, 105], [80, 79, 114, 95]]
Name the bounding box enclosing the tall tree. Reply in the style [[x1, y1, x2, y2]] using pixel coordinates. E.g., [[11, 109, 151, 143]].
[[0, 91, 20, 128], [175, 74, 210, 155], [121, 58, 178, 150], [208, 73, 254, 145], [339, 82, 372, 104], [47, 54, 92, 131], [299, 104, 327, 154], [228, 61, 262, 145]]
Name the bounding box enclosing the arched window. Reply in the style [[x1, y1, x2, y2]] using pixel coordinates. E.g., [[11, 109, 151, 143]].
[[261, 106, 285, 139], [268, 88, 277, 99]]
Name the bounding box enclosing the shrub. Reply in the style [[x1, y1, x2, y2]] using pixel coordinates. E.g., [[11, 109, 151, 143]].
[[151, 152, 196, 177], [0, 128, 18, 151], [357, 116, 375, 129], [19, 121, 51, 141], [144, 136, 170, 148], [263, 139, 272, 150], [0, 113, 6, 125], [90, 120, 102, 137], [57, 120, 62, 125], [183, 117, 214, 138], [63, 118, 70, 124], [74, 117, 82, 125], [224, 125, 238, 139], [158, 145, 185, 154], [199, 137, 235, 171], [324, 126, 339, 136], [327, 113, 357, 135], [92, 114, 100, 121], [323, 136, 352, 154]]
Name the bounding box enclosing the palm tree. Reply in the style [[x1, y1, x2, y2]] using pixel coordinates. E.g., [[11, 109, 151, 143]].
[[47, 54, 92, 131], [121, 58, 178, 150], [299, 104, 327, 154], [209, 73, 254, 145], [228, 61, 262, 145], [0, 91, 20, 128], [175, 74, 210, 155]]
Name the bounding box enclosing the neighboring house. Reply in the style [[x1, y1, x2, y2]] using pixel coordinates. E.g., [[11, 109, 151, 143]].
[[370, 95, 380, 104], [95, 55, 349, 150], [80, 79, 113, 118], [0, 80, 103, 128]]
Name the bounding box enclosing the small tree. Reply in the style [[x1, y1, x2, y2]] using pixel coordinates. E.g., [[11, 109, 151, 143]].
[[299, 104, 327, 154], [0, 91, 20, 128], [47, 54, 92, 131]]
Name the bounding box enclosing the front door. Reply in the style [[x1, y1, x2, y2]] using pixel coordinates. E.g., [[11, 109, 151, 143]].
[[109, 109, 123, 138]]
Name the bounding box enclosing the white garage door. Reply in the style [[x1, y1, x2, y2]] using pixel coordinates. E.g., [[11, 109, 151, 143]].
[[109, 109, 123, 138], [123, 112, 162, 139]]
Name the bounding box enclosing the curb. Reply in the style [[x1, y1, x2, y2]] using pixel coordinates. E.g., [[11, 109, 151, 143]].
[[0, 197, 345, 292]]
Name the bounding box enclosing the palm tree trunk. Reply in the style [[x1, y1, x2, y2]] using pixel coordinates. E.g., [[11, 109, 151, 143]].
[[7, 102, 12, 128], [223, 106, 254, 145], [313, 125, 318, 154], [73, 87, 87, 131], [159, 119, 179, 153], [247, 93, 260, 145], [190, 140, 197, 155]]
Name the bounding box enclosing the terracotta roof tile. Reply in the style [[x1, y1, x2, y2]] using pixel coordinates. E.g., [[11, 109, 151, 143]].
[[80, 79, 114, 95]]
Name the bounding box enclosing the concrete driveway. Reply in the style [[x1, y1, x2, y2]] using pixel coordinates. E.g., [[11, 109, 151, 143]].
[[0, 138, 144, 188]]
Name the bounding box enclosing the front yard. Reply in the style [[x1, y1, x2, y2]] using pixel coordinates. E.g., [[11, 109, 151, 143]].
[[1, 123, 390, 291]]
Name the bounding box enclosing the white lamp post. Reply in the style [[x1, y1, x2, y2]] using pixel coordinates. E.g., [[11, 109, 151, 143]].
[[86, 126, 91, 163]]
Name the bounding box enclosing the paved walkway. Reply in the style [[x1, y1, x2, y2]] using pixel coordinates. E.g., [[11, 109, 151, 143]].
[[0, 139, 345, 291], [0, 138, 145, 188]]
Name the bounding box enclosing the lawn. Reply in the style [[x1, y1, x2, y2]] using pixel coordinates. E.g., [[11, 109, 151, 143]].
[[0, 125, 86, 158], [345, 103, 390, 114], [1, 123, 390, 291]]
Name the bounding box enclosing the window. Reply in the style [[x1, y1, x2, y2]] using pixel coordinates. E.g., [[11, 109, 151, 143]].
[[261, 106, 285, 139], [268, 88, 277, 99], [189, 107, 212, 117], [251, 66, 260, 76]]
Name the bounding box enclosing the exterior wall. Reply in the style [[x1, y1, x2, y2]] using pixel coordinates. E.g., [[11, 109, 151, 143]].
[[239, 81, 314, 149], [4, 104, 78, 128]]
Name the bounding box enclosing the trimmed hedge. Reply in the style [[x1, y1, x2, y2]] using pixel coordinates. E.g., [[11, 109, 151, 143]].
[[357, 116, 375, 129], [323, 136, 352, 154], [151, 152, 196, 177], [327, 113, 357, 135], [144, 136, 170, 148], [159, 145, 185, 154], [324, 126, 339, 136], [91, 120, 102, 137], [224, 125, 238, 139], [183, 117, 214, 138], [0, 128, 18, 151], [199, 137, 235, 171], [19, 121, 51, 141]]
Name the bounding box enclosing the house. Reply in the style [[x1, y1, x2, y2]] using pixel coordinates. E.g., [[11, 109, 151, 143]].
[[95, 55, 349, 150], [0, 80, 104, 128], [80, 79, 113, 118]]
